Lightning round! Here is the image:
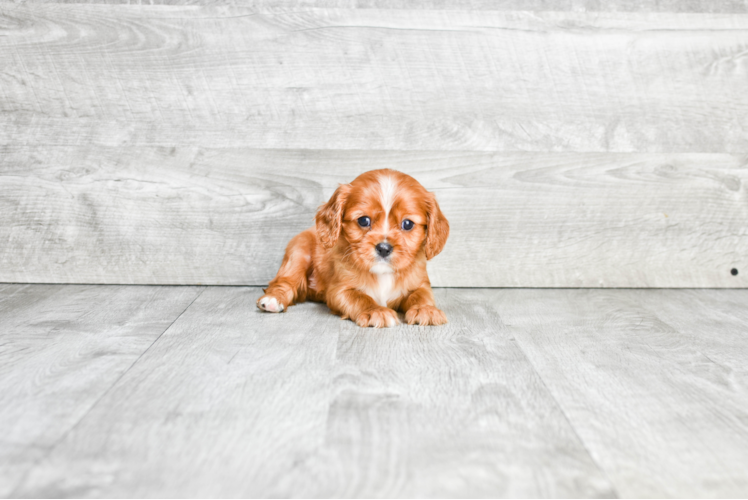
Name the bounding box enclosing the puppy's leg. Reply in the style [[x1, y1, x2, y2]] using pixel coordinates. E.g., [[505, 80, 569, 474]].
[[399, 285, 447, 326], [327, 288, 399, 328], [257, 229, 315, 313]]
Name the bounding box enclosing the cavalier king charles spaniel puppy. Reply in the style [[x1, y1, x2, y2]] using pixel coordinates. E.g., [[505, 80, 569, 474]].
[[257, 169, 449, 327]]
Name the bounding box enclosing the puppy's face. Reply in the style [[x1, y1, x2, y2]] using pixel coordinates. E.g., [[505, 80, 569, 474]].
[[316, 169, 449, 274]]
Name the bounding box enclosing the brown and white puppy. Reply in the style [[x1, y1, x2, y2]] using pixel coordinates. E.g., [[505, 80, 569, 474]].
[[257, 169, 449, 327]]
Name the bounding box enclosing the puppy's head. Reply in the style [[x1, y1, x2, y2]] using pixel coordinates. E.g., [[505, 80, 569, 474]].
[[315, 169, 449, 274]]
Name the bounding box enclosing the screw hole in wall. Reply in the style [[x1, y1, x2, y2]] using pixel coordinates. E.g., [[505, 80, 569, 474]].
[[731, 268, 739, 276]]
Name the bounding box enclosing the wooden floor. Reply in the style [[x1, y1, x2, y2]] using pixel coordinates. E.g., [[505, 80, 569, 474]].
[[2, 285, 748, 498]]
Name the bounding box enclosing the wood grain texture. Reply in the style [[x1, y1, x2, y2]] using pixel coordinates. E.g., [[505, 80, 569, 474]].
[[10, 286, 616, 498], [495, 288, 748, 497], [10, 287, 344, 498], [2, 146, 746, 287], [19, 0, 748, 13], [7, 286, 748, 497], [3, 5, 748, 288], [2, 6, 748, 152], [0, 284, 203, 497], [273, 288, 615, 497]]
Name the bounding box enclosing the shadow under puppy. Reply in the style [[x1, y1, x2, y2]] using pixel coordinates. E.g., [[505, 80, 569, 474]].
[[257, 169, 449, 327]]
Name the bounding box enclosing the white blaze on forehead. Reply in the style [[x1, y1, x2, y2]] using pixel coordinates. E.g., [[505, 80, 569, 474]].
[[378, 174, 398, 232]]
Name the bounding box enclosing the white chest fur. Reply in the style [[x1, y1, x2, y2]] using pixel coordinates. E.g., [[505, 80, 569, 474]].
[[361, 273, 400, 307]]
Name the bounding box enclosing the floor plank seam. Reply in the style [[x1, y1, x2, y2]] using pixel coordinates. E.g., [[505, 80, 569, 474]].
[[507, 331, 622, 498], [320, 314, 342, 461], [6, 287, 748, 496], [7, 286, 207, 497]]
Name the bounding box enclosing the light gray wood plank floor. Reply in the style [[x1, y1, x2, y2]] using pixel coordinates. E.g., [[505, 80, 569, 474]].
[[2, 285, 748, 497], [0, 285, 204, 497]]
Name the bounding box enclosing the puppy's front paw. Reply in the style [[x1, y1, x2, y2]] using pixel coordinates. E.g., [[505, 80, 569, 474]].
[[257, 294, 285, 313], [355, 307, 399, 328], [405, 305, 447, 326]]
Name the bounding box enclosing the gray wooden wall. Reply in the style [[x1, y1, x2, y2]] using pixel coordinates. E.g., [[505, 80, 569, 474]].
[[1, 2, 746, 287]]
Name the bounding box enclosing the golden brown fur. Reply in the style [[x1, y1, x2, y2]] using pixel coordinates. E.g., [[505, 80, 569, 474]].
[[257, 169, 449, 327]]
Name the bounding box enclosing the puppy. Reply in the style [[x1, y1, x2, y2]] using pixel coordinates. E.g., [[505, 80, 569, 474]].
[[257, 169, 449, 327]]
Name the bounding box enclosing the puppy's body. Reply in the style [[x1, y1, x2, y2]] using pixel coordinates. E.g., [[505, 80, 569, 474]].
[[257, 169, 449, 327]]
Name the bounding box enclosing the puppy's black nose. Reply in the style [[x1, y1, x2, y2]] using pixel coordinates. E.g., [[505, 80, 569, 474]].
[[375, 242, 393, 258]]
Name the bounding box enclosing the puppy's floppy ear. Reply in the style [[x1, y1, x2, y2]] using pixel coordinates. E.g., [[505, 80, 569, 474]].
[[424, 192, 449, 260], [315, 183, 351, 249]]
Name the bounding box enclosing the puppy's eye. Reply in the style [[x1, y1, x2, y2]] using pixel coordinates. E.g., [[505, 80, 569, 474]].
[[401, 219, 414, 231], [357, 216, 371, 228]]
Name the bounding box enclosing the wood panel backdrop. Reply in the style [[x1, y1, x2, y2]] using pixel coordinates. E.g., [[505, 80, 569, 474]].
[[1, 2, 746, 287]]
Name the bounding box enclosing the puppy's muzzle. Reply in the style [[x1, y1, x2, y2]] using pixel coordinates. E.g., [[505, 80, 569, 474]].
[[375, 242, 393, 258]]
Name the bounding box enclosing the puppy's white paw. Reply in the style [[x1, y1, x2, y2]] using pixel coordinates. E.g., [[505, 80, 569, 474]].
[[257, 295, 284, 313]]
